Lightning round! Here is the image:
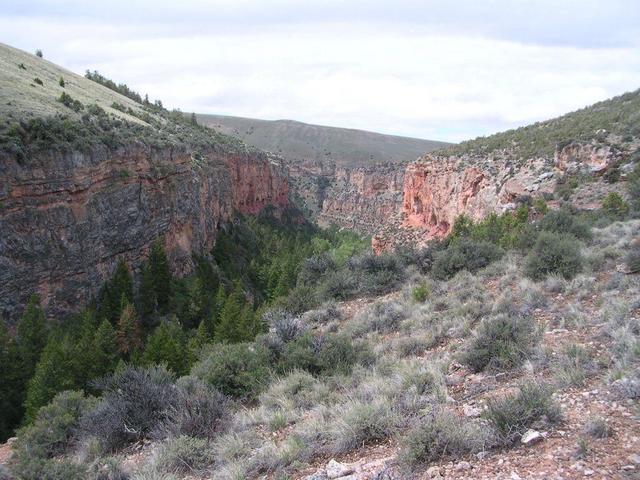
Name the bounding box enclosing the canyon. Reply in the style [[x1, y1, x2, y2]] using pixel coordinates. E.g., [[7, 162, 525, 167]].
[[0, 143, 288, 321]]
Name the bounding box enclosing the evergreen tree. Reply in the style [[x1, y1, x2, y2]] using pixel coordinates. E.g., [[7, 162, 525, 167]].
[[190, 112, 198, 126], [188, 319, 210, 365], [97, 259, 134, 324], [0, 324, 23, 440], [116, 299, 142, 358], [239, 302, 257, 341], [92, 319, 119, 380], [24, 336, 76, 422], [142, 320, 187, 374], [138, 262, 157, 330], [207, 284, 226, 336], [15, 295, 48, 381], [72, 310, 99, 387], [214, 285, 244, 343], [149, 240, 172, 313]]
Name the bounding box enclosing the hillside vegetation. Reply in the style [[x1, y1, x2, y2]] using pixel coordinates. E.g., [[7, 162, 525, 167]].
[[197, 114, 450, 167], [443, 88, 640, 159], [0, 43, 243, 159], [4, 168, 639, 478]]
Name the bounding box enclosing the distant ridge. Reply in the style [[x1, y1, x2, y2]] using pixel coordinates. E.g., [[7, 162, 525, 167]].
[[197, 113, 451, 167]]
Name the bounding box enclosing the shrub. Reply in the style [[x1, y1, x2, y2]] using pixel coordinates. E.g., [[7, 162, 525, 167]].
[[161, 376, 229, 439], [399, 408, 488, 466], [432, 239, 503, 280], [156, 436, 214, 474], [33, 77, 43, 86], [355, 301, 408, 335], [483, 381, 560, 445], [538, 209, 591, 240], [626, 240, 640, 273], [192, 343, 270, 399], [35, 49, 43, 58], [80, 366, 177, 452], [86, 457, 129, 480], [525, 232, 583, 280], [553, 344, 594, 387], [412, 282, 430, 303], [583, 417, 610, 439], [13, 390, 95, 461], [13, 459, 86, 480], [460, 313, 539, 372], [58, 92, 84, 112], [602, 192, 629, 219], [331, 398, 400, 453], [277, 332, 366, 376]]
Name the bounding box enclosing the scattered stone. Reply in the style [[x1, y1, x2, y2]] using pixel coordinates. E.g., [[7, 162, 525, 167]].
[[307, 473, 329, 480], [463, 404, 481, 417], [456, 461, 472, 470], [510, 472, 521, 480], [583, 468, 595, 476], [628, 454, 640, 465], [426, 466, 442, 479], [326, 459, 355, 479], [476, 451, 489, 460], [521, 429, 543, 445]]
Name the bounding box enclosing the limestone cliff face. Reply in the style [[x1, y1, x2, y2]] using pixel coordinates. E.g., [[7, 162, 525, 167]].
[[318, 164, 405, 234], [286, 160, 406, 235], [0, 144, 288, 321], [373, 140, 625, 253]]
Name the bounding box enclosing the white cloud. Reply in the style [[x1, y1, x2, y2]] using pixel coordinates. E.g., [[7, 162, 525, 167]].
[[1, 1, 639, 142]]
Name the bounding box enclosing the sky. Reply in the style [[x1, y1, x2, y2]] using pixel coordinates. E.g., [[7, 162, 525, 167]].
[[1, 0, 639, 142]]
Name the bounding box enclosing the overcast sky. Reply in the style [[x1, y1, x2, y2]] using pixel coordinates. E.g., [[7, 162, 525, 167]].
[[2, 0, 639, 142]]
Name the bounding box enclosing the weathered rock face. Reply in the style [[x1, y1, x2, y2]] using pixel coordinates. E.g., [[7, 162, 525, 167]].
[[318, 164, 405, 234], [0, 143, 288, 321], [373, 140, 628, 253], [287, 160, 406, 235], [554, 141, 621, 174]]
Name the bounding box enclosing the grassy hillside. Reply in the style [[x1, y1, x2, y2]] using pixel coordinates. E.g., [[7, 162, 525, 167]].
[[443, 88, 640, 159], [0, 43, 243, 158], [0, 43, 147, 124], [197, 114, 450, 167]]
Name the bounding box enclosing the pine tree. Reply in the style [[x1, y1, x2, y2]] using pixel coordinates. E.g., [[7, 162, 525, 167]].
[[214, 285, 244, 343], [149, 240, 172, 313], [190, 112, 198, 126], [24, 336, 76, 422], [239, 302, 256, 341], [0, 324, 23, 440], [72, 310, 99, 387], [116, 299, 142, 358], [138, 262, 157, 330], [92, 319, 119, 380], [98, 259, 134, 324], [142, 320, 187, 375], [16, 295, 48, 381], [207, 285, 226, 336]]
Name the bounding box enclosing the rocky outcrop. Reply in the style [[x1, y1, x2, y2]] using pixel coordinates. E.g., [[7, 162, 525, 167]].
[[554, 140, 622, 174], [318, 164, 405, 234], [373, 140, 627, 253], [286, 160, 406, 235], [0, 143, 288, 321]]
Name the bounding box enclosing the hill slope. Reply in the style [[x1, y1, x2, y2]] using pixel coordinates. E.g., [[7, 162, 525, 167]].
[[197, 114, 450, 167], [445, 88, 640, 159]]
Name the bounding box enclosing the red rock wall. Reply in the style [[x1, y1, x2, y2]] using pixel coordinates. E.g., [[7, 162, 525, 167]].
[[0, 144, 289, 321]]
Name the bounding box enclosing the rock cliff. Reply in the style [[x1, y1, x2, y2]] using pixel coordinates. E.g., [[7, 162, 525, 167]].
[[0, 143, 288, 321], [373, 139, 631, 253]]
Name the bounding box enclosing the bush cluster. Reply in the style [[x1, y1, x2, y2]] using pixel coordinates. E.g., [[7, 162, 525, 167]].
[[483, 381, 561, 445], [525, 232, 583, 280], [432, 239, 503, 280], [460, 313, 540, 372]]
